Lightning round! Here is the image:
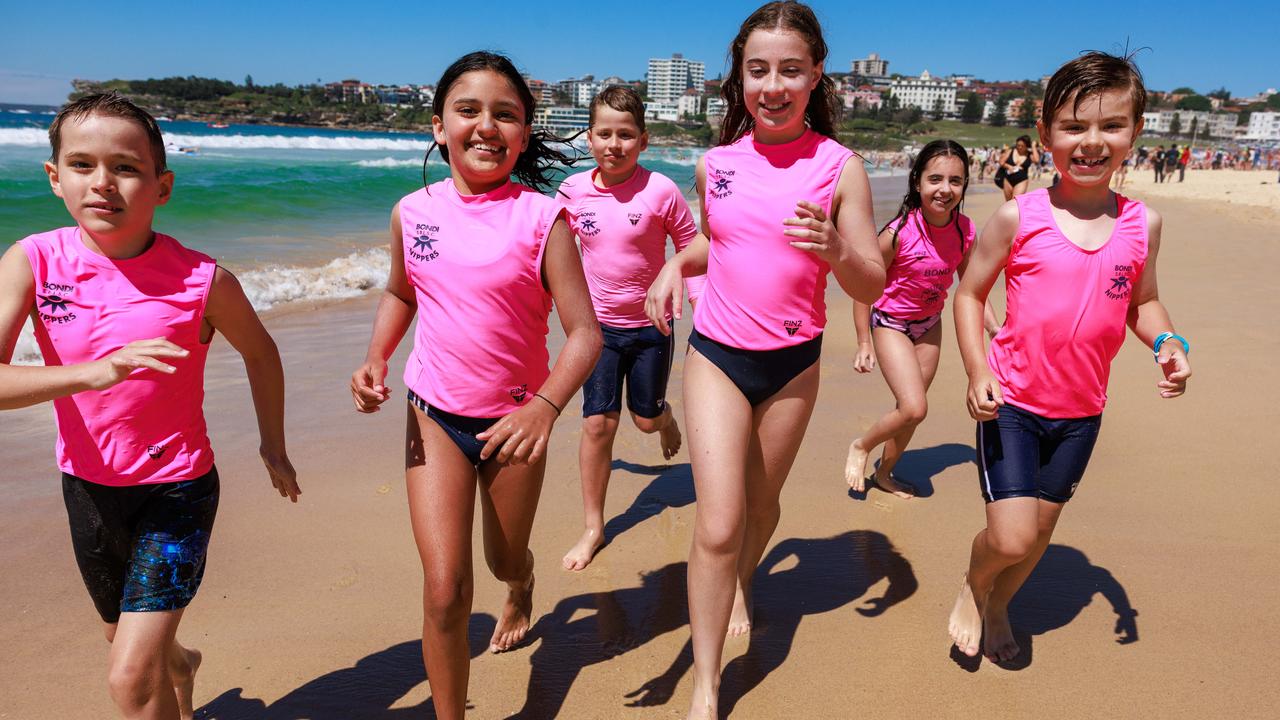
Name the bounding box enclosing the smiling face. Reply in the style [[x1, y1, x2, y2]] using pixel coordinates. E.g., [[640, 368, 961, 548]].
[[588, 105, 647, 184], [432, 69, 531, 194], [741, 28, 821, 142], [45, 113, 172, 254], [1038, 88, 1142, 188], [916, 154, 966, 222]]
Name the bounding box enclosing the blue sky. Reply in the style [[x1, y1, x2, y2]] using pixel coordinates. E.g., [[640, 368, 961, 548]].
[[2, 0, 1275, 105]]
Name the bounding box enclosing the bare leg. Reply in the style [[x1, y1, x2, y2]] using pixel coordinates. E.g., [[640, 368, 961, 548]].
[[478, 448, 546, 653], [873, 326, 942, 494], [563, 412, 620, 571], [731, 363, 820, 636], [948, 497, 1041, 657], [634, 405, 682, 461], [405, 405, 478, 720], [683, 350, 752, 720], [106, 609, 187, 720], [982, 499, 1066, 661]]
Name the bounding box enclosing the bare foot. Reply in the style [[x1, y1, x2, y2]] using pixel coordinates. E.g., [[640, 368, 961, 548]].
[[727, 582, 752, 638], [872, 472, 916, 499], [844, 439, 871, 491], [562, 527, 605, 572], [685, 677, 718, 720], [948, 574, 984, 657], [983, 603, 1020, 662], [172, 646, 201, 720], [659, 416, 682, 460], [490, 553, 535, 653]]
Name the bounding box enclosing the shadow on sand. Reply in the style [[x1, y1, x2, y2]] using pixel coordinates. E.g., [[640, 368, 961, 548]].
[[511, 530, 916, 718], [596, 460, 695, 553], [949, 543, 1138, 672], [195, 614, 497, 719], [847, 442, 973, 501]]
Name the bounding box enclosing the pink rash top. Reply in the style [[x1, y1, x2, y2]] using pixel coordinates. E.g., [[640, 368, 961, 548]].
[[696, 129, 854, 350], [559, 165, 701, 326], [874, 209, 975, 320], [399, 179, 561, 418], [19, 227, 217, 486], [988, 188, 1149, 418]]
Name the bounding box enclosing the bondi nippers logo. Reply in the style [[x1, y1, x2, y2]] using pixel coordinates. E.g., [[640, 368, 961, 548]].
[[578, 211, 601, 237], [627, 212, 643, 226], [37, 281, 78, 324], [508, 384, 528, 403], [782, 320, 803, 337], [1105, 264, 1134, 301], [146, 444, 167, 460], [409, 223, 441, 262], [709, 170, 734, 200]]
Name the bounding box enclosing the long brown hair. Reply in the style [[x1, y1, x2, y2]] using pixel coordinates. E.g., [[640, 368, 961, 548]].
[[718, 1, 841, 146]]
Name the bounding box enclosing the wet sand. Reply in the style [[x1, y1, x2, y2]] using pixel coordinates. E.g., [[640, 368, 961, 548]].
[[2, 179, 1278, 718]]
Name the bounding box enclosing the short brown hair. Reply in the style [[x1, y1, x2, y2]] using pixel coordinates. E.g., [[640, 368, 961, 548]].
[[1042, 51, 1147, 125], [49, 93, 167, 175], [589, 85, 646, 132]]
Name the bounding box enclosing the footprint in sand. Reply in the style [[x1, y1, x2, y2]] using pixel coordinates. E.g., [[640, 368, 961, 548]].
[[873, 500, 893, 513], [376, 484, 391, 495], [332, 569, 359, 590]]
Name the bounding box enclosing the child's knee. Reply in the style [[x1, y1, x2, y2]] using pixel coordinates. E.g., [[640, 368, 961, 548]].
[[422, 574, 473, 626], [582, 414, 616, 442], [107, 655, 165, 710], [986, 525, 1038, 560], [899, 398, 928, 426], [631, 411, 666, 434]]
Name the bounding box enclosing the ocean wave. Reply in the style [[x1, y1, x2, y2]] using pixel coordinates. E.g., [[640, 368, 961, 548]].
[[355, 156, 427, 168], [237, 247, 390, 310], [0, 128, 47, 146], [0, 127, 431, 152]]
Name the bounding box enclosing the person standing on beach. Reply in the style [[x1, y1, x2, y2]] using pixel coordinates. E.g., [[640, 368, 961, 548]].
[[559, 86, 703, 572], [845, 140, 995, 498], [948, 51, 1190, 663], [1152, 144, 1165, 182], [1163, 143, 1179, 182], [1178, 144, 1190, 182], [348, 52, 600, 720], [0, 93, 300, 720], [998, 136, 1039, 200], [645, 3, 884, 716]]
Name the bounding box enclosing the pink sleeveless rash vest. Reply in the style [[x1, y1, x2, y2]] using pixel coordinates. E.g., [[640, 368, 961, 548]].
[[400, 179, 560, 417], [696, 129, 854, 349], [20, 227, 217, 486], [988, 189, 1148, 418], [874, 209, 974, 320]]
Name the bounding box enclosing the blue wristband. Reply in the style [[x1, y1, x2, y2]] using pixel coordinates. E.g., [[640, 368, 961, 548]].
[[1152, 332, 1189, 358]]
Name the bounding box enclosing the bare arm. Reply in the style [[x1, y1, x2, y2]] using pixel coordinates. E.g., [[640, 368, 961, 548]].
[[351, 203, 416, 413], [954, 200, 1018, 420], [955, 239, 1003, 338], [646, 157, 711, 334], [0, 244, 188, 410], [1126, 209, 1190, 398], [788, 157, 885, 305], [204, 266, 300, 501]]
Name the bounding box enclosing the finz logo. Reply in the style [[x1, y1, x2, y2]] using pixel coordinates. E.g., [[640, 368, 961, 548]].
[[709, 170, 734, 199], [37, 281, 78, 324], [627, 212, 643, 226], [147, 444, 167, 460], [578, 211, 601, 237], [782, 320, 804, 337], [509, 384, 528, 403], [409, 223, 441, 262], [1105, 264, 1134, 300]]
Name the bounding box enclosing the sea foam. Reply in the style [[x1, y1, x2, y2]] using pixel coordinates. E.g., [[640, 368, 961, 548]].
[[0, 127, 431, 152], [237, 247, 390, 310]]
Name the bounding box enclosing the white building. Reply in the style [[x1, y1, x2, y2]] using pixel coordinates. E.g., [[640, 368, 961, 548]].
[[1142, 110, 1238, 138], [644, 101, 680, 122], [850, 52, 889, 79], [533, 106, 590, 135], [705, 96, 727, 120], [556, 76, 600, 108], [677, 91, 703, 119], [648, 54, 706, 103], [889, 70, 957, 115], [1245, 111, 1280, 140]]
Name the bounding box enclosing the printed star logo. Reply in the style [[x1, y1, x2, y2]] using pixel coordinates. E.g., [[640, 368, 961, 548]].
[[1109, 276, 1130, 293], [412, 235, 437, 253], [581, 219, 598, 233], [712, 177, 732, 194], [37, 294, 74, 315]]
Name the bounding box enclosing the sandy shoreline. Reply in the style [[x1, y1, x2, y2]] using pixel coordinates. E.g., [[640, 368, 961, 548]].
[[2, 175, 1278, 718]]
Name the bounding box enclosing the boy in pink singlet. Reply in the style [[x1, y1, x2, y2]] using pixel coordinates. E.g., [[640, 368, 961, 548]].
[[559, 86, 703, 571], [0, 94, 299, 719], [948, 53, 1191, 663]]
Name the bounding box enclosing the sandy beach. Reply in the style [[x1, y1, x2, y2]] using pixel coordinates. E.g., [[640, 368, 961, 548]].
[[2, 170, 1278, 719]]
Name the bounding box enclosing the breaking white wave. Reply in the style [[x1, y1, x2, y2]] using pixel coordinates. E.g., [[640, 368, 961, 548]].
[[237, 247, 390, 311], [0, 127, 431, 152], [354, 156, 426, 168]]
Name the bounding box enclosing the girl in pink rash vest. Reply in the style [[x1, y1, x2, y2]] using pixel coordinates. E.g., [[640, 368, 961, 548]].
[[948, 52, 1191, 664], [845, 140, 994, 499], [349, 52, 600, 718], [644, 4, 886, 717], [0, 93, 298, 719], [558, 86, 703, 572]]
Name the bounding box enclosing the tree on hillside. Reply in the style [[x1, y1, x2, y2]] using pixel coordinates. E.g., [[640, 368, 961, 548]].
[[1016, 97, 1037, 128], [1169, 113, 1182, 136], [1172, 86, 1197, 95], [1176, 95, 1212, 111], [960, 93, 982, 124], [1267, 93, 1280, 110], [1188, 116, 1199, 141], [931, 96, 945, 120], [1207, 87, 1231, 101], [990, 97, 1008, 127], [245, 74, 254, 89]]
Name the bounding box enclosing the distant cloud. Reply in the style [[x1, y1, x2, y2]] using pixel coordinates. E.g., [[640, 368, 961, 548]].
[[0, 69, 73, 105]]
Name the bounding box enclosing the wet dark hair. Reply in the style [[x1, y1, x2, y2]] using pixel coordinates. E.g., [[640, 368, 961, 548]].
[[719, 1, 840, 145], [884, 139, 969, 249], [1015, 134, 1032, 149], [49, 92, 167, 175], [1042, 51, 1147, 125], [424, 51, 578, 194], [590, 85, 646, 133]]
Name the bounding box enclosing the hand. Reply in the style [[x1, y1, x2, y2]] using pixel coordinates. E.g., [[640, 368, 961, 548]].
[[88, 338, 190, 390], [644, 260, 685, 336], [351, 358, 391, 413], [1114, 608, 1139, 644], [783, 200, 843, 264], [260, 448, 300, 502], [1156, 344, 1191, 398], [475, 399, 559, 465], [853, 342, 876, 373], [624, 676, 678, 707], [966, 371, 1004, 421]]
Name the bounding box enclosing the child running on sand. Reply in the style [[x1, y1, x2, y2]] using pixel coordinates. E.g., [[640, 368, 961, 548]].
[[845, 140, 996, 497], [645, 3, 884, 716], [948, 52, 1191, 662], [559, 86, 703, 571], [0, 93, 300, 720], [348, 52, 600, 719]]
